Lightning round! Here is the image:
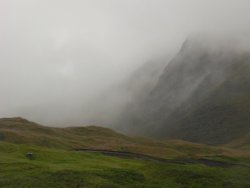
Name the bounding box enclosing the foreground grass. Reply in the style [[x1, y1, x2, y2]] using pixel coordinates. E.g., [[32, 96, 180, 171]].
[[0, 141, 250, 188]]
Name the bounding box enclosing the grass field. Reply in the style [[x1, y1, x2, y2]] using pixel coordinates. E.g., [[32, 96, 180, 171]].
[[1, 118, 250, 187], [1, 141, 250, 188]]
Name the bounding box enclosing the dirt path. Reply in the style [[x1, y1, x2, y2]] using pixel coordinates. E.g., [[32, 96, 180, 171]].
[[74, 149, 237, 168]]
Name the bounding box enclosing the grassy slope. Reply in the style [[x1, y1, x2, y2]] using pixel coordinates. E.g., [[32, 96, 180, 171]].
[[1, 117, 249, 159], [0, 118, 250, 158], [1, 118, 250, 187], [226, 132, 250, 150], [1, 141, 250, 188]]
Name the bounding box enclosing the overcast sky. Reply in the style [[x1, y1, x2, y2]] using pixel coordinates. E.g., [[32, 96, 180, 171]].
[[1, 0, 250, 125]]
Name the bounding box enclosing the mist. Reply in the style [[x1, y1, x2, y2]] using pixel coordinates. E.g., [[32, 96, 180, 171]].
[[1, 0, 250, 126]]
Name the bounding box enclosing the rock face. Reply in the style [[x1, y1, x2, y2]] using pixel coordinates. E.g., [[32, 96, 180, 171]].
[[119, 38, 250, 145]]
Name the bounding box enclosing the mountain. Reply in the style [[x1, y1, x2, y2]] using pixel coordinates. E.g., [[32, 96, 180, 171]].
[[83, 60, 167, 128], [118, 38, 250, 145]]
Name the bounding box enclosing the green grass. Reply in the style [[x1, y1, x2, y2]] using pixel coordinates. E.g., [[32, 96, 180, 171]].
[[1, 118, 250, 187], [0, 141, 250, 188]]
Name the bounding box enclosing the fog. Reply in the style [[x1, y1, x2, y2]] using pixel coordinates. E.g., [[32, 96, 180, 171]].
[[1, 0, 250, 126]]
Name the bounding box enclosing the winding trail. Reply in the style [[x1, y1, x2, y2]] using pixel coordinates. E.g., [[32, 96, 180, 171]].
[[74, 148, 239, 168]]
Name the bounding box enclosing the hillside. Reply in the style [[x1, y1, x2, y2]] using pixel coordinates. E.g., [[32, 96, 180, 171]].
[[1, 118, 250, 187], [226, 132, 250, 150], [118, 38, 250, 145], [166, 61, 250, 144], [1, 117, 250, 159]]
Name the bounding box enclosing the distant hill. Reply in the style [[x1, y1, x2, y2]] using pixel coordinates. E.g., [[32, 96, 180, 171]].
[[118, 38, 250, 145], [226, 132, 250, 150], [1, 117, 245, 159]]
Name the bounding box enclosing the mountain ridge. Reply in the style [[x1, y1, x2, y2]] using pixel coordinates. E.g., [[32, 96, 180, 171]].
[[117, 38, 250, 145]]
